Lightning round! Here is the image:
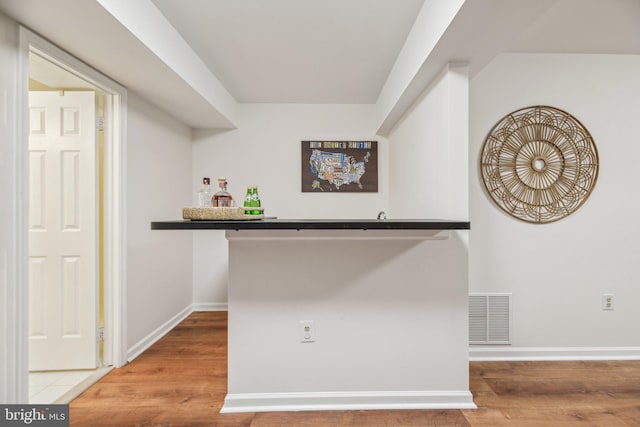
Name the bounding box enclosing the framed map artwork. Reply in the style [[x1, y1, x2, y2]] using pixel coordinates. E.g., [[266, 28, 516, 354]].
[[301, 141, 378, 192]]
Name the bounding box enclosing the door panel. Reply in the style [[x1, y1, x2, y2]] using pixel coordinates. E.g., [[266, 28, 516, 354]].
[[28, 91, 97, 371]]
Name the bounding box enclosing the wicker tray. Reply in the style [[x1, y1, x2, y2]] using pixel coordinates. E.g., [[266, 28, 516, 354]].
[[183, 206, 264, 221]]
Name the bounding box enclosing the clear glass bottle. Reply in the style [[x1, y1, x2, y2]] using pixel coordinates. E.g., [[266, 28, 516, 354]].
[[197, 177, 212, 207], [213, 176, 233, 207]]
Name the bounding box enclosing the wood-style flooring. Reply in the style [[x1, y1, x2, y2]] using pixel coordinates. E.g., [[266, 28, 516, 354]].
[[70, 312, 640, 426]]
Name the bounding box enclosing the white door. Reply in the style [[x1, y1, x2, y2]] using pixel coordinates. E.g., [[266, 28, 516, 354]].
[[28, 91, 98, 371]]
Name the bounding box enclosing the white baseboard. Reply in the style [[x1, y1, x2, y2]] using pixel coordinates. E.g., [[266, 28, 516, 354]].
[[221, 390, 476, 413], [126, 303, 228, 362], [470, 346, 640, 361], [191, 302, 228, 311], [128, 307, 640, 368], [127, 305, 193, 362]]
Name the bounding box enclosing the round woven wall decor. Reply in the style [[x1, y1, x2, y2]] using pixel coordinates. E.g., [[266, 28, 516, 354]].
[[480, 106, 598, 224]]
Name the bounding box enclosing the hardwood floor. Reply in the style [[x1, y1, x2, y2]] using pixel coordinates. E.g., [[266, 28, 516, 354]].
[[70, 312, 640, 426]]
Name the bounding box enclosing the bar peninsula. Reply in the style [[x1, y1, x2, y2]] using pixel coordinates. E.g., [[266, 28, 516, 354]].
[[151, 218, 474, 412]]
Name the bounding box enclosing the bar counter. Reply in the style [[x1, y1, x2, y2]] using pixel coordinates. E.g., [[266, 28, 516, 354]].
[[151, 217, 474, 413], [151, 218, 471, 230]]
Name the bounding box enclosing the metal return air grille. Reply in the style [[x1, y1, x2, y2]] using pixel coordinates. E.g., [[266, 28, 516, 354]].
[[469, 293, 511, 344]]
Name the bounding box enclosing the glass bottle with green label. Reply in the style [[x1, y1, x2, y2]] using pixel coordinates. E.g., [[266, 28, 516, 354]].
[[250, 186, 261, 215], [244, 187, 252, 206], [243, 186, 252, 214]]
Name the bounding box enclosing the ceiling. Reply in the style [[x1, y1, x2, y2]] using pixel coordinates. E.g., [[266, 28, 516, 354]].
[[505, 0, 640, 55], [1, 0, 639, 130], [152, 0, 425, 104]]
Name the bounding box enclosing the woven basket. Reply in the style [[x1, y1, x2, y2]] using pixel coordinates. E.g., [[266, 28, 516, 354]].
[[183, 206, 264, 220]]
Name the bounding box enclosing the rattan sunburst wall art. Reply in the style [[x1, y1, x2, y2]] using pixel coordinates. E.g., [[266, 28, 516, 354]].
[[480, 106, 599, 224]]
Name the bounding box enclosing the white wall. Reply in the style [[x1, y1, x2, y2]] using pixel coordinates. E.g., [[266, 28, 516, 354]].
[[470, 54, 640, 354], [388, 70, 450, 219], [126, 93, 193, 351], [191, 104, 388, 306], [0, 11, 25, 403], [388, 64, 469, 221], [381, 62, 471, 381]]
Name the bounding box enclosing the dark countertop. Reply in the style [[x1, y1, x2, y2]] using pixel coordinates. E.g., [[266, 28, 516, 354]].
[[150, 218, 470, 230]]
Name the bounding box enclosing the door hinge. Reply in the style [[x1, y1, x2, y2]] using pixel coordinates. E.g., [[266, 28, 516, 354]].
[[98, 327, 105, 342], [97, 116, 104, 131]]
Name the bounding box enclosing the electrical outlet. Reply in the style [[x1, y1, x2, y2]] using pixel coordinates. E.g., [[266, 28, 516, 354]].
[[300, 320, 315, 343], [602, 294, 614, 311]]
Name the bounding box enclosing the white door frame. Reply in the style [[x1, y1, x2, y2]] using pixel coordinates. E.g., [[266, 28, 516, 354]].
[[15, 26, 127, 401]]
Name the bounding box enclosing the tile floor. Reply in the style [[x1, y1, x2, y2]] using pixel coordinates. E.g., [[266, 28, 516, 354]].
[[29, 370, 97, 404]]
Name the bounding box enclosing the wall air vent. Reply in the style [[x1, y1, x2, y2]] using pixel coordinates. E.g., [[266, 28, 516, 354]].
[[469, 293, 511, 345]]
